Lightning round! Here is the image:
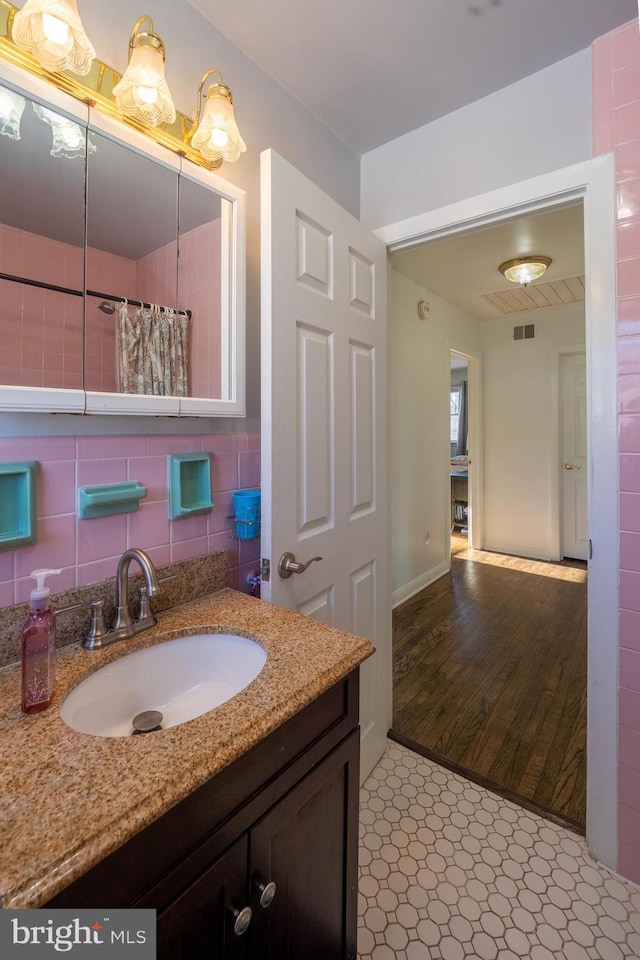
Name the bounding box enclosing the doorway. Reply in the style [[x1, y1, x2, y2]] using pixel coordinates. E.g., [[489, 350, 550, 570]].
[[390, 202, 589, 829], [450, 352, 470, 550], [378, 155, 617, 866]]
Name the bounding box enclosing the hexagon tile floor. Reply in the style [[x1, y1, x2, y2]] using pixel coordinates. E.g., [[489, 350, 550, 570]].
[[358, 741, 640, 960]]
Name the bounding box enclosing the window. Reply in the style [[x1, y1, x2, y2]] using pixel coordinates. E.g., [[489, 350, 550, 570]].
[[450, 386, 461, 445]]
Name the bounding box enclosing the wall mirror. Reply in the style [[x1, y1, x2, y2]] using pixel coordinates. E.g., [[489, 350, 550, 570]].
[[0, 77, 86, 410], [0, 62, 246, 417]]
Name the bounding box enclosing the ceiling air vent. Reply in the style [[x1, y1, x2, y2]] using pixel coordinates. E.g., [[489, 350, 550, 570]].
[[513, 324, 535, 341]]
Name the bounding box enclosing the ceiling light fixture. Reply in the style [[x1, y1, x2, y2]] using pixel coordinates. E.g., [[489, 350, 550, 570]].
[[188, 68, 246, 166], [11, 0, 95, 76], [113, 15, 175, 128], [498, 256, 552, 287], [0, 85, 25, 139]]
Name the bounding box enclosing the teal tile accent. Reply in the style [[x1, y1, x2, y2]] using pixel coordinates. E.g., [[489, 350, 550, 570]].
[[168, 453, 213, 520], [78, 482, 147, 519], [0, 461, 37, 550]]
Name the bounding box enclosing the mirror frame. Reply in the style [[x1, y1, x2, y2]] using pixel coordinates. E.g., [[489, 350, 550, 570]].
[[0, 58, 246, 418]]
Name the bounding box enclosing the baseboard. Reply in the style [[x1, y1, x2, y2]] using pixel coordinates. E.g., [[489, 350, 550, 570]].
[[392, 560, 449, 609], [482, 540, 557, 562]]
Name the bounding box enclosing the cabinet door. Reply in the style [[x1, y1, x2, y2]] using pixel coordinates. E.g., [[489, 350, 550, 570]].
[[158, 836, 249, 960], [249, 730, 359, 960]]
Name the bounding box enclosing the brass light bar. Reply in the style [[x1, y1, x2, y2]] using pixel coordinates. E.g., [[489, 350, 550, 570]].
[[0, 0, 222, 169]]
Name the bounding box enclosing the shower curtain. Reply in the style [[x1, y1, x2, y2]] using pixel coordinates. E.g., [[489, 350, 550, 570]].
[[115, 304, 189, 397]]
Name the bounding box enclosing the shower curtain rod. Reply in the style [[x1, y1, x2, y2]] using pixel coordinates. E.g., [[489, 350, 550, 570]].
[[0, 270, 192, 319]]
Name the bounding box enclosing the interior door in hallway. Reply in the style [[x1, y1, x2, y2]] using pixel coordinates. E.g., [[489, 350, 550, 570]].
[[260, 149, 391, 780], [561, 352, 588, 561]]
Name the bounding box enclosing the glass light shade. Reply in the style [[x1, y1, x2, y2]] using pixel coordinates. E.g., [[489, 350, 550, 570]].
[[191, 87, 246, 164], [12, 0, 96, 76], [499, 256, 552, 286], [33, 101, 95, 158], [0, 87, 26, 139], [113, 42, 176, 127]]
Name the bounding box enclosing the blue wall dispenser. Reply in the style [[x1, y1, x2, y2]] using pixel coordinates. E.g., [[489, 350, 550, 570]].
[[233, 490, 261, 540]]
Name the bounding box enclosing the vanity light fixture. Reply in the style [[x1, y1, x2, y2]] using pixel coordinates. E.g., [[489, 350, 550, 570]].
[[498, 255, 552, 287], [32, 99, 94, 157], [188, 67, 245, 165], [113, 15, 175, 128], [0, 83, 25, 138], [11, 0, 95, 76]]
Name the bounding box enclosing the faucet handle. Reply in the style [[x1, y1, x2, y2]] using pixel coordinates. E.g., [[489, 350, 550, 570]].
[[137, 586, 153, 622], [84, 599, 109, 647]]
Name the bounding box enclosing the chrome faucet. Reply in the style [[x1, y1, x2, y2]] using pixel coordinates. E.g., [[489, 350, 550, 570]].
[[83, 548, 160, 650]]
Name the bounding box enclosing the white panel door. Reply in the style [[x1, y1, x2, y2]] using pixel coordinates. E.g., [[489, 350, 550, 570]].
[[260, 149, 390, 779], [561, 352, 588, 561]]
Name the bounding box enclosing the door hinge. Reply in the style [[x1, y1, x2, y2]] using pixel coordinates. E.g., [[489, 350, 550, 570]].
[[589, 539, 593, 560], [260, 558, 271, 581]]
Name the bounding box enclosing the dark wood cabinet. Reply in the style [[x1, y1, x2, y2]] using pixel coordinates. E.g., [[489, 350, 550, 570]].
[[247, 733, 358, 960], [158, 732, 358, 959], [158, 838, 249, 960], [47, 671, 360, 960]]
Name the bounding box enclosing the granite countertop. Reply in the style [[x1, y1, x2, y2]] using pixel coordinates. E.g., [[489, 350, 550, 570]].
[[0, 588, 374, 909]]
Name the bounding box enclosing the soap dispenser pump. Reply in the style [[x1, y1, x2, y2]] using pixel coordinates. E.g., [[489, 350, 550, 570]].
[[21, 568, 61, 715]]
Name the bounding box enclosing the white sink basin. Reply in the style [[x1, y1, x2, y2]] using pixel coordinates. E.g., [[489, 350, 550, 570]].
[[60, 633, 267, 737]]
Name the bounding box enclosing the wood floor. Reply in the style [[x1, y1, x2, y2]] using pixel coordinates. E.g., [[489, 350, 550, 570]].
[[392, 535, 588, 829]]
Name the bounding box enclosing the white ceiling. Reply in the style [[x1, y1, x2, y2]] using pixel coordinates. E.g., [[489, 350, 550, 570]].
[[188, 0, 636, 153], [390, 203, 585, 321]]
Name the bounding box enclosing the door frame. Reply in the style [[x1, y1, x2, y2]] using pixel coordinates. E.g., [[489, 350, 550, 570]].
[[551, 344, 588, 562], [449, 350, 483, 554], [375, 155, 618, 870]]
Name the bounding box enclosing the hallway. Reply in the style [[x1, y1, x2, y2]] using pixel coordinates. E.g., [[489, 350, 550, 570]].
[[392, 539, 587, 828]]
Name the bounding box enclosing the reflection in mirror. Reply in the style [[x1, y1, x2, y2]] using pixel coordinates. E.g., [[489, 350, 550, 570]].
[[85, 131, 179, 396], [177, 174, 224, 399], [0, 80, 85, 391]]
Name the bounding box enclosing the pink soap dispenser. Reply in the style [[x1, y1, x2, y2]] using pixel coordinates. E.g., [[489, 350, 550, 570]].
[[21, 568, 61, 715]]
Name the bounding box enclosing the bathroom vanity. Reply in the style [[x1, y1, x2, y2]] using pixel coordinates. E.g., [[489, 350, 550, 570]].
[[49, 672, 359, 959], [0, 589, 372, 960]]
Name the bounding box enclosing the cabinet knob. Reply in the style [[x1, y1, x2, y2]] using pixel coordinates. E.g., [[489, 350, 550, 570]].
[[256, 880, 277, 909], [231, 905, 252, 937]]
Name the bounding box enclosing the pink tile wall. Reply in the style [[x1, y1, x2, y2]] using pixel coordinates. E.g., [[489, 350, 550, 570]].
[[177, 220, 222, 399], [0, 433, 261, 605], [139, 220, 222, 399], [594, 18, 640, 885], [136, 239, 178, 315], [0, 225, 83, 390], [1, 219, 222, 399]]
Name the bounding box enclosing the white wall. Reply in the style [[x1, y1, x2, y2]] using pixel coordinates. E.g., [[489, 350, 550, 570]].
[[481, 303, 586, 559], [1, 0, 360, 436], [390, 268, 480, 606], [361, 50, 593, 230]]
